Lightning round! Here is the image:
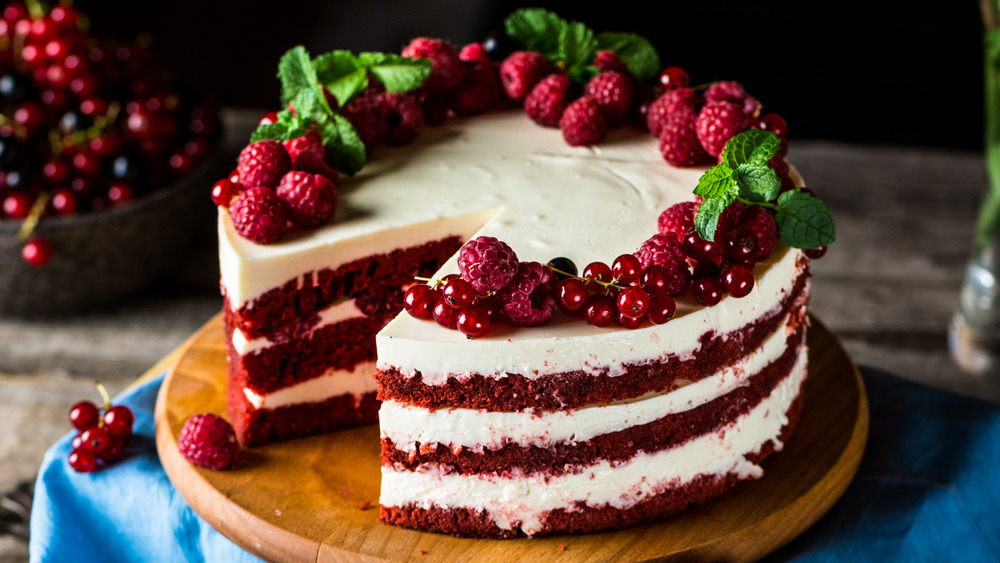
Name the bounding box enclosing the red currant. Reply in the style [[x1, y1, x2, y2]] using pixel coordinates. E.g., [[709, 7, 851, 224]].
[[22, 237, 53, 267], [97, 435, 125, 463], [258, 111, 279, 126], [557, 278, 588, 312], [584, 294, 615, 327], [616, 310, 644, 329], [51, 189, 78, 215], [805, 246, 828, 259], [107, 183, 135, 206], [723, 264, 755, 298], [658, 66, 690, 91], [617, 286, 650, 318], [103, 405, 134, 439], [723, 228, 758, 263], [442, 278, 476, 309], [640, 265, 669, 295], [647, 294, 677, 324], [432, 298, 460, 329], [582, 261, 613, 292], [404, 284, 438, 320], [68, 448, 97, 473], [758, 112, 788, 139], [694, 277, 724, 306], [210, 178, 241, 207], [683, 232, 720, 263], [78, 426, 110, 454], [611, 254, 642, 285], [457, 305, 490, 337], [3, 192, 32, 218], [69, 400, 100, 431]]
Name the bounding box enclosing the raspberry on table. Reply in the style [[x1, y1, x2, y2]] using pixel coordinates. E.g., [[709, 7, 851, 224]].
[[560, 95, 607, 146], [177, 413, 240, 470], [379, 92, 425, 146], [499, 51, 552, 101], [695, 100, 752, 158], [448, 59, 501, 116], [276, 170, 337, 228], [229, 186, 290, 244], [457, 236, 519, 294], [584, 70, 633, 126], [237, 140, 291, 189], [401, 37, 466, 95], [497, 261, 557, 326], [658, 109, 713, 167], [525, 74, 571, 128]]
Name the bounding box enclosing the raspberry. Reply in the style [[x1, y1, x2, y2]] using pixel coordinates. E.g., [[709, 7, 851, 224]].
[[524, 74, 571, 128], [459, 42, 491, 64], [448, 59, 500, 116], [276, 170, 337, 228], [584, 71, 633, 126], [499, 51, 552, 101], [593, 50, 629, 75], [695, 100, 752, 158], [559, 95, 606, 146], [646, 88, 699, 137], [769, 153, 795, 191], [356, 284, 405, 319], [704, 81, 760, 116], [282, 130, 338, 181], [659, 109, 713, 167], [177, 413, 240, 470], [634, 233, 690, 295], [497, 261, 557, 326], [658, 200, 697, 239], [738, 205, 778, 260], [229, 186, 290, 244], [342, 90, 388, 151], [236, 140, 291, 188], [457, 236, 519, 294], [716, 201, 746, 238], [378, 92, 425, 146], [401, 37, 466, 95]]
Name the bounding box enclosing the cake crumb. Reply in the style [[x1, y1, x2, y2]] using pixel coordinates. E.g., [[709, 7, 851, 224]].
[[357, 501, 372, 511], [559, 544, 566, 551], [419, 549, 426, 555]]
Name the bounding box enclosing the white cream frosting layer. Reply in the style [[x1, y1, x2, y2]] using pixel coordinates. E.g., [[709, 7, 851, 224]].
[[242, 360, 377, 410], [379, 346, 807, 536], [380, 311, 799, 451]]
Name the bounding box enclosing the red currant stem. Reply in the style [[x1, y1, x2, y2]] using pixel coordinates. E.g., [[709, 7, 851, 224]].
[[50, 101, 121, 155], [25, 0, 44, 19], [15, 192, 50, 242], [545, 265, 627, 294], [94, 380, 112, 417]]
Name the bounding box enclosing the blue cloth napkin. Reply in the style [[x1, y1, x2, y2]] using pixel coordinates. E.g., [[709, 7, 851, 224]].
[[29, 367, 1000, 562]]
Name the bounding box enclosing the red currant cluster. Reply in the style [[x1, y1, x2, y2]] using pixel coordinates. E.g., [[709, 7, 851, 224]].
[[66, 382, 134, 473], [403, 275, 495, 338], [0, 1, 220, 266]]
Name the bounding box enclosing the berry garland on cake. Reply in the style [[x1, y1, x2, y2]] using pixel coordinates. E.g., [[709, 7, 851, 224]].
[[211, 8, 836, 337]]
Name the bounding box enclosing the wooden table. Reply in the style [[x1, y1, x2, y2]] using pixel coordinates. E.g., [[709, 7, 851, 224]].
[[2, 110, 999, 560]]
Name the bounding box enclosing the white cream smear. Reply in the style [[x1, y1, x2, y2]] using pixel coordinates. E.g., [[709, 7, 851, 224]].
[[379, 347, 807, 536], [242, 361, 377, 410]]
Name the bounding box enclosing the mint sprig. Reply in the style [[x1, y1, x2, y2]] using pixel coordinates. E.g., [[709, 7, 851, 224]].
[[249, 45, 431, 176], [504, 8, 661, 84], [693, 130, 836, 249]]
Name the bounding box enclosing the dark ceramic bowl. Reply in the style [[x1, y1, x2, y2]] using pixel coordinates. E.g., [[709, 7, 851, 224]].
[[0, 154, 230, 317]]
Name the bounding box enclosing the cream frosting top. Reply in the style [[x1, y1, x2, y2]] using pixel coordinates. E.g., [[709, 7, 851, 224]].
[[218, 110, 803, 379]]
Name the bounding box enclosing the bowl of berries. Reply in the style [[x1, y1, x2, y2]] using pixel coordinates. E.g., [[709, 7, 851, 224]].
[[0, 1, 225, 316]]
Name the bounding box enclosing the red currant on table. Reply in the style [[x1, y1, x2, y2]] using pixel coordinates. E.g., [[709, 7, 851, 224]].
[[66, 382, 135, 473], [68, 449, 97, 473], [103, 405, 135, 439]]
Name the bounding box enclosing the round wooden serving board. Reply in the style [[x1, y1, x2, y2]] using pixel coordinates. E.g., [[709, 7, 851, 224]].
[[155, 313, 868, 562]]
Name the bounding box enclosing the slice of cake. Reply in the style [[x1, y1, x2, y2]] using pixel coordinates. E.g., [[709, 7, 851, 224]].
[[214, 7, 834, 539]]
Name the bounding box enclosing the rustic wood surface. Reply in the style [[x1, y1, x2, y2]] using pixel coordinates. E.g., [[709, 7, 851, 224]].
[[2, 108, 999, 561], [155, 314, 867, 562]]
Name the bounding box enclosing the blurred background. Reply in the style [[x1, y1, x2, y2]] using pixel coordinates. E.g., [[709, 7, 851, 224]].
[[74, 0, 984, 149]]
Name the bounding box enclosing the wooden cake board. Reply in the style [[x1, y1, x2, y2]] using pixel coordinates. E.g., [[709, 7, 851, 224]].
[[155, 313, 868, 562]]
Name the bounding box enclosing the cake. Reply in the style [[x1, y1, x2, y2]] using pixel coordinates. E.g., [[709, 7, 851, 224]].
[[214, 8, 833, 540]]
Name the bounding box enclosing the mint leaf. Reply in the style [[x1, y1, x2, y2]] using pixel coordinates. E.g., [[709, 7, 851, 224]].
[[505, 8, 565, 56], [250, 121, 288, 143], [277, 46, 318, 107], [321, 114, 367, 176], [362, 53, 431, 93], [596, 32, 660, 83], [559, 21, 598, 67], [694, 165, 735, 199], [314, 51, 361, 85], [775, 190, 836, 248], [326, 67, 369, 108], [734, 164, 781, 202], [694, 192, 735, 242], [722, 129, 781, 170]]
